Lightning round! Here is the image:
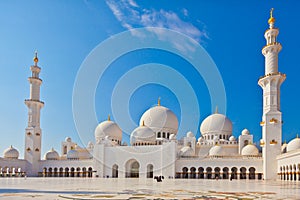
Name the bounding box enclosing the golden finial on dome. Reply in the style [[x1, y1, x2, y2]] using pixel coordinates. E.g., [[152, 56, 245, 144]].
[[158, 97, 161, 106], [268, 8, 275, 24], [107, 114, 111, 121], [215, 106, 218, 114], [297, 134, 299, 138], [142, 120, 145, 126], [33, 51, 39, 63]]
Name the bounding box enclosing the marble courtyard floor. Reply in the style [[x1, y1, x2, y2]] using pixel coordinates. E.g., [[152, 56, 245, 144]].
[[0, 178, 299, 199]]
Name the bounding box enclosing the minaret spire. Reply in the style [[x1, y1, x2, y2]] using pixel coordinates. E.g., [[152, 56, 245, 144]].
[[33, 51, 38, 66], [24, 51, 44, 176], [258, 9, 286, 180], [268, 8, 275, 28]]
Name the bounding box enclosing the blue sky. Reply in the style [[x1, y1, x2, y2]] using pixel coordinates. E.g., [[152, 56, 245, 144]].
[[0, 0, 300, 157]]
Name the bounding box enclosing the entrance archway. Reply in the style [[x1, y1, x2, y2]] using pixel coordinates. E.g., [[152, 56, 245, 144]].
[[125, 159, 140, 178]]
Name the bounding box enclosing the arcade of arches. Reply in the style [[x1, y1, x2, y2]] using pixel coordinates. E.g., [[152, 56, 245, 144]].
[[0, 166, 25, 177], [40, 167, 93, 177], [279, 164, 300, 181], [176, 167, 262, 180]]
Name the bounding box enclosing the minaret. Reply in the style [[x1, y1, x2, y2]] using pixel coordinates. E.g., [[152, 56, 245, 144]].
[[24, 52, 44, 176], [258, 9, 286, 180]]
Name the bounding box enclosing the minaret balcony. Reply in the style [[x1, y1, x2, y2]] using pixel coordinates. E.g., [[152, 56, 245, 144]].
[[262, 42, 282, 55], [28, 77, 42, 84], [264, 27, 279, 33], [25, 99, 44, 107], [258, 72, 286, 81]]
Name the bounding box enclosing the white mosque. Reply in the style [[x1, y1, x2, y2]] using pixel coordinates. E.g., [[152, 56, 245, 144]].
[[0, 10, 299, 181]]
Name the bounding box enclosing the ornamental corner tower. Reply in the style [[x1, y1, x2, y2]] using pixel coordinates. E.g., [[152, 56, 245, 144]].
[[24, 52, 44, 176], [258, 8, 286, 180]]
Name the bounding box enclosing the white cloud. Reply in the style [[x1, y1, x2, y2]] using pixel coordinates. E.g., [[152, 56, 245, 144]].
[[105, 0, 208, 54], [128, 0, 138, 8], [106, 0, 208, 42]]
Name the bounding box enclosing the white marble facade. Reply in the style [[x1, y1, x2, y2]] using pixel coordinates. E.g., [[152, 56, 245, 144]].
[[0, 11, 299, 181]]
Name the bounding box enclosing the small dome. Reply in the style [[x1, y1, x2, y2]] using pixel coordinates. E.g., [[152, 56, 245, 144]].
[[229, 136, 236, 141], [169, 134, 176, 140], [65, 137, 72, 142], [287, 137, 300, 152], [44, 148, 59, 160], [140, 104, 178, 134], [130, 125, 156, 145], [186, 131, 194, 138], [179, 146, 194, 157], [242, 129, 250, 135], [200, 113, 232, 135], [67, 149, 79, 159], [209, 145, 224, 157], [94, 120, 122, 143], [3, 145, 19, 159], [241, 144, 259, 156]]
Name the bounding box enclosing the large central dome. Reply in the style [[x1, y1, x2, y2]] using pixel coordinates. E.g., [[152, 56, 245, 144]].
[[139, 101, 179, 137]]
